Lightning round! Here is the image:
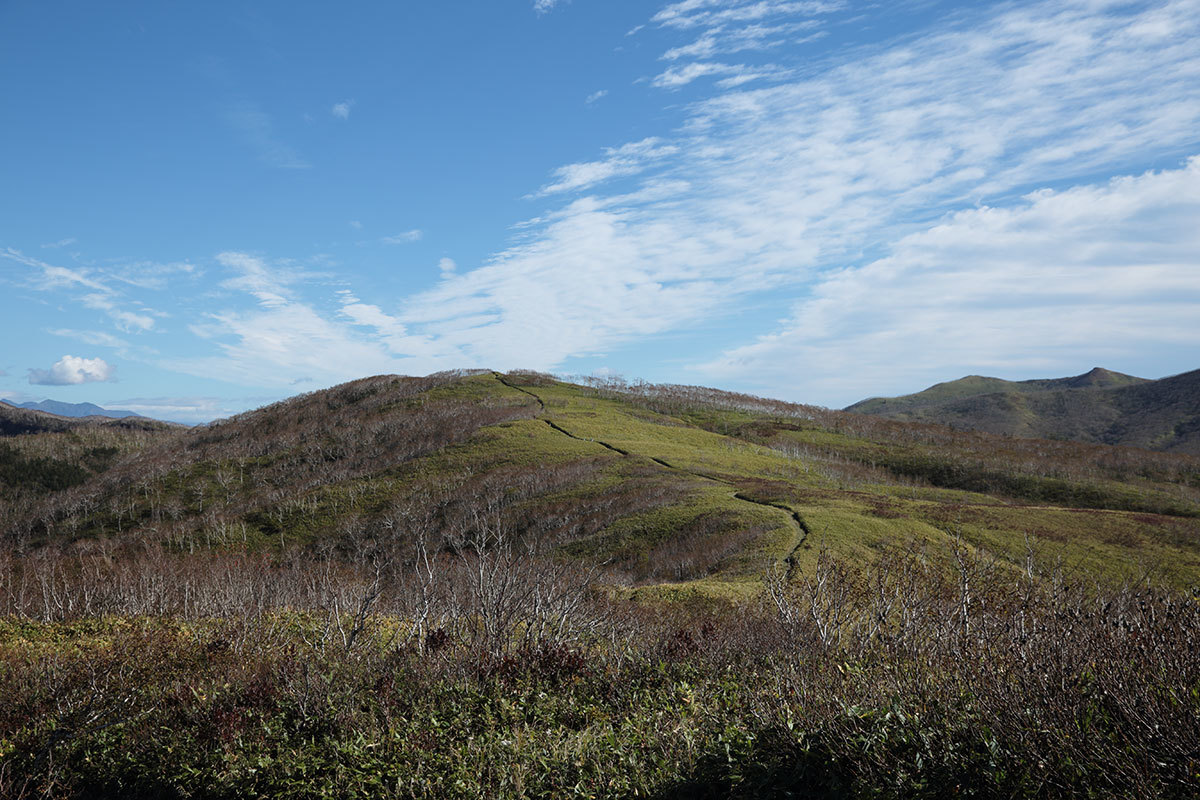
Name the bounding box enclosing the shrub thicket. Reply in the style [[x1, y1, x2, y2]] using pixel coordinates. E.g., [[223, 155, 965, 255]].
[[1, 538, 1196, 799]]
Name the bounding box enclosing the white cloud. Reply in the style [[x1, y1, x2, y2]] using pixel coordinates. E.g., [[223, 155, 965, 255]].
[[652, 60, 792, 88], [332, 100, 355, 119], [173, 255, 459, 388], [585, 89, 609, 103], [2, 248, 164, 333], [216, 251, 300, 309], [381, 229, 424, 244], [698, 158, 1200, 406], [534, 138, 679, 195], [40, 237, 77, 249], [103, 260, 196, 291], [82, 294, 155, 332], [181, 302, 405, 388], [396, 197, 737, 368], [4, 248, 108, 292], [533, 0, 562, 13], [661, 21, 822, 61], [438, 257, 458, 274], [49, 329, 132, 350], [29, 355, 116, 386], [651, 0, 843, 30], [349, 220, 363, 230]]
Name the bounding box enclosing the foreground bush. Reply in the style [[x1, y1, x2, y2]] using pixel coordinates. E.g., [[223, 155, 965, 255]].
[[1, 542, 1197, 798]]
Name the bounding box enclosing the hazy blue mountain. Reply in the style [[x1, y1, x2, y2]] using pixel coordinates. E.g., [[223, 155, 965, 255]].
[[0, 398, 143, 419]]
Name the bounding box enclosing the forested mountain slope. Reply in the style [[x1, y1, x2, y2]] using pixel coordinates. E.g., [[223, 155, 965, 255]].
[[848, 367, 1200, 454]]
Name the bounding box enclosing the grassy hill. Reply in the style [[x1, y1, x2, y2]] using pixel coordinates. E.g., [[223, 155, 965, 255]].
[[847, 367, 1200, 454], [3, 370, 1199, 797], [5, 369, 1199, 590]]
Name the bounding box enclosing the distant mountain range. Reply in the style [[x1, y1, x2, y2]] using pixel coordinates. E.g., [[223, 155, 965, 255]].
[[846, 367, 1200, 454], [0, 398, 143, 420]]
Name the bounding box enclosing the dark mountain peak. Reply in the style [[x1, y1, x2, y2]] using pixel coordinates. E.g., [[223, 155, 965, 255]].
[[1064, 367, 1144, 389], [848, 367, 1195, 453]]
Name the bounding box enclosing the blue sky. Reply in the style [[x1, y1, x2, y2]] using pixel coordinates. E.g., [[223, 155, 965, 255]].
[[2, 0, 1198, 422]]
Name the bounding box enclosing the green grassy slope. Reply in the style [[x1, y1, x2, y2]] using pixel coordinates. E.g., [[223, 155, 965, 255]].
[[5, 370, 1199, 593]]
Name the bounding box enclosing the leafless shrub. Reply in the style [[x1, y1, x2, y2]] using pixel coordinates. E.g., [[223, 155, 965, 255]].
[[759, 540, 1200, 794]]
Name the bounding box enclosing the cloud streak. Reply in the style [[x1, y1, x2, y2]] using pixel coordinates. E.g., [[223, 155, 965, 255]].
[[651, 0, 844, 30], [534, 138, 679, 195], [2, 248, 165, 333], [380, 229, 424, 244], [651, 60, 792, 88]]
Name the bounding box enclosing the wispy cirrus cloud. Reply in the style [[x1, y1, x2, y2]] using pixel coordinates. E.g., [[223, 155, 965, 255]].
[[2, 248, 165, 333], [533, 138, 679, 196], [81, 294, 156, 332], [214, 251, 312, 309], [651, 60, 793, 88], [49, 329, 134, 351], [331, 99, 354, 119], [101, 259, 196, 291], [175, 254, 457, 388], [651, 0, 844, 29], [380, 229, 424, 244], [637, 0, 840, 88], [661, 22, 824, 61], [4, 248, 109, 292]]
